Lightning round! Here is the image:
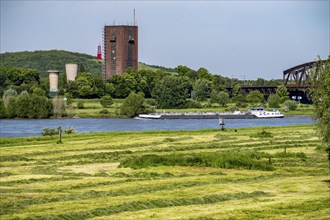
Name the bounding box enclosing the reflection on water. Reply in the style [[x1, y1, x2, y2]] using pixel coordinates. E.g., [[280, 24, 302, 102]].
[[0, 116, 314, 138]]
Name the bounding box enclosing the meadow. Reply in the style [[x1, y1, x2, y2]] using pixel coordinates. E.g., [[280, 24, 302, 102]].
[[0, 125, 329, 219]]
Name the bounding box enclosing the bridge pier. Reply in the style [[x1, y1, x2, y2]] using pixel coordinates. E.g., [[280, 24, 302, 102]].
[[287, 89, 311, 104]]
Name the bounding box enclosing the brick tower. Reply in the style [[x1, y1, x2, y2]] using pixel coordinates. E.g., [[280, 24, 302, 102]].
[[103, 25, 138, 79]]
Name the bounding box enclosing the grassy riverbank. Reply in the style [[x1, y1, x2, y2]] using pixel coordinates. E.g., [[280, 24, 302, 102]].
[[0, 125, 329, 219], [71, 98, 314, 118]]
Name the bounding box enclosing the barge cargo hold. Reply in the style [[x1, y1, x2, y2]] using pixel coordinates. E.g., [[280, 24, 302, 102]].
[[137, 109, 284, 120], [138, 112, 255, 119]]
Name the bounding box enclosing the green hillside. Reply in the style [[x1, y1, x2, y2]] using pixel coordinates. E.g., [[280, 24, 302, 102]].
[[0, 50, 102, 77], [0, 50, 171, 77], [139, 62, 175, 72]]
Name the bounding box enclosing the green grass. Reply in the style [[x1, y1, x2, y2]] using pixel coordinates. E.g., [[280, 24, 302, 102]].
[[0, 125, 329, 219], [120, 151, 274, 171], [72, 99, 123, 118]]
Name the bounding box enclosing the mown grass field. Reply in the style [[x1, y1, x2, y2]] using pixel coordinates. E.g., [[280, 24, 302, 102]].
[[0, 125, 329, 219]]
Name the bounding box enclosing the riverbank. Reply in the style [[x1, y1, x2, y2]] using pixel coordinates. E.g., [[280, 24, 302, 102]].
[[0, 125, 328, 219], [70, 99, 315, 118], [0, 98, 314, 119]]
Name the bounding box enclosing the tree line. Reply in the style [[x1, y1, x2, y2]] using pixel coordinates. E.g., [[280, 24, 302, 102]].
[[0, 64, 292, 119], [1, 88, 53, 119]]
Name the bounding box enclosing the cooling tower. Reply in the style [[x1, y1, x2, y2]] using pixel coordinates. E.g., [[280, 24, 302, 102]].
[[48, 70, 60, 92], [65, 64, 78, 81]]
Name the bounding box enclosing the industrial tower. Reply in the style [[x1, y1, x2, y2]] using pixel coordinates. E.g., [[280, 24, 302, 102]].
[[103, 25, 138, 79], [97, 44, 102, 60]]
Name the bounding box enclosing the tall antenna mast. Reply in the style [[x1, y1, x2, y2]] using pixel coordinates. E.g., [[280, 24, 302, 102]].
[[134, 9, 136, 26]]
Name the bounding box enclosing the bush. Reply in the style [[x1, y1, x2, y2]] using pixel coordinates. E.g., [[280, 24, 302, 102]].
[[77, 101, 84, 109], [228, 105, 239, 111], [0, 100, 5, 119], [192, 79, 211, 101], [185, 100, 202, 108], [152, 76, 190, 109], [143, 105, 155, 114], [211, 91, 230, 107], [267, 94, 281, 108], [120, 92, 145, 117], [41, 128, 57, 136], [246, 90, 264, 104], [283, 100, 298, 110], [203, 103, 213, 108], [276, 85, 289, 103], [236, 102, 248, 108], [28, 94, 52, 119], [100, 95, 113, 108], [251, 129, 273, 138], [145, 99, 157, 106], [64, 93, 74, 106], [63, 127, 77, 134], [42, 127, 77, 136], [99, 109, 109, 114]]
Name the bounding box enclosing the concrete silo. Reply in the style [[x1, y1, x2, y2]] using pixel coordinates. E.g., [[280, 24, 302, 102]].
[[65, 64, 78, 81], [48, 70, 60, 97]]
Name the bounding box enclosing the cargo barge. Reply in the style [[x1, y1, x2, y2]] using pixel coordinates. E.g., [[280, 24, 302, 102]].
[[138, 108, 284, 120]]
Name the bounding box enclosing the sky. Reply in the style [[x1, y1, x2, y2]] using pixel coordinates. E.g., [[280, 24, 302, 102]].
[[1, 0, 329, 80]]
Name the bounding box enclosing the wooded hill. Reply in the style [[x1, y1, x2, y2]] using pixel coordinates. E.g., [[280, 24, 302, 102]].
[[0, 50, 175, 77], [0, 50, 102, 77]]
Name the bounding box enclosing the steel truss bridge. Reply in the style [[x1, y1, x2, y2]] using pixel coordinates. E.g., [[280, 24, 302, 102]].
[[226, 60, 324, 103]]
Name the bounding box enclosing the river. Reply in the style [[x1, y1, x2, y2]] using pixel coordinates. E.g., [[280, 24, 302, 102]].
[[0, 116, 314, 138]]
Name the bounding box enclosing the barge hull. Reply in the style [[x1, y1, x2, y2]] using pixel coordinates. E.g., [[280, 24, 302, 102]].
[[160, 115, 256, 119], [139, 114, 257, 120]]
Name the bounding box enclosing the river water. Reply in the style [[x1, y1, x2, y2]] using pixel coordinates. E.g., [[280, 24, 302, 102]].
[[0, 116, 314, 138]]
